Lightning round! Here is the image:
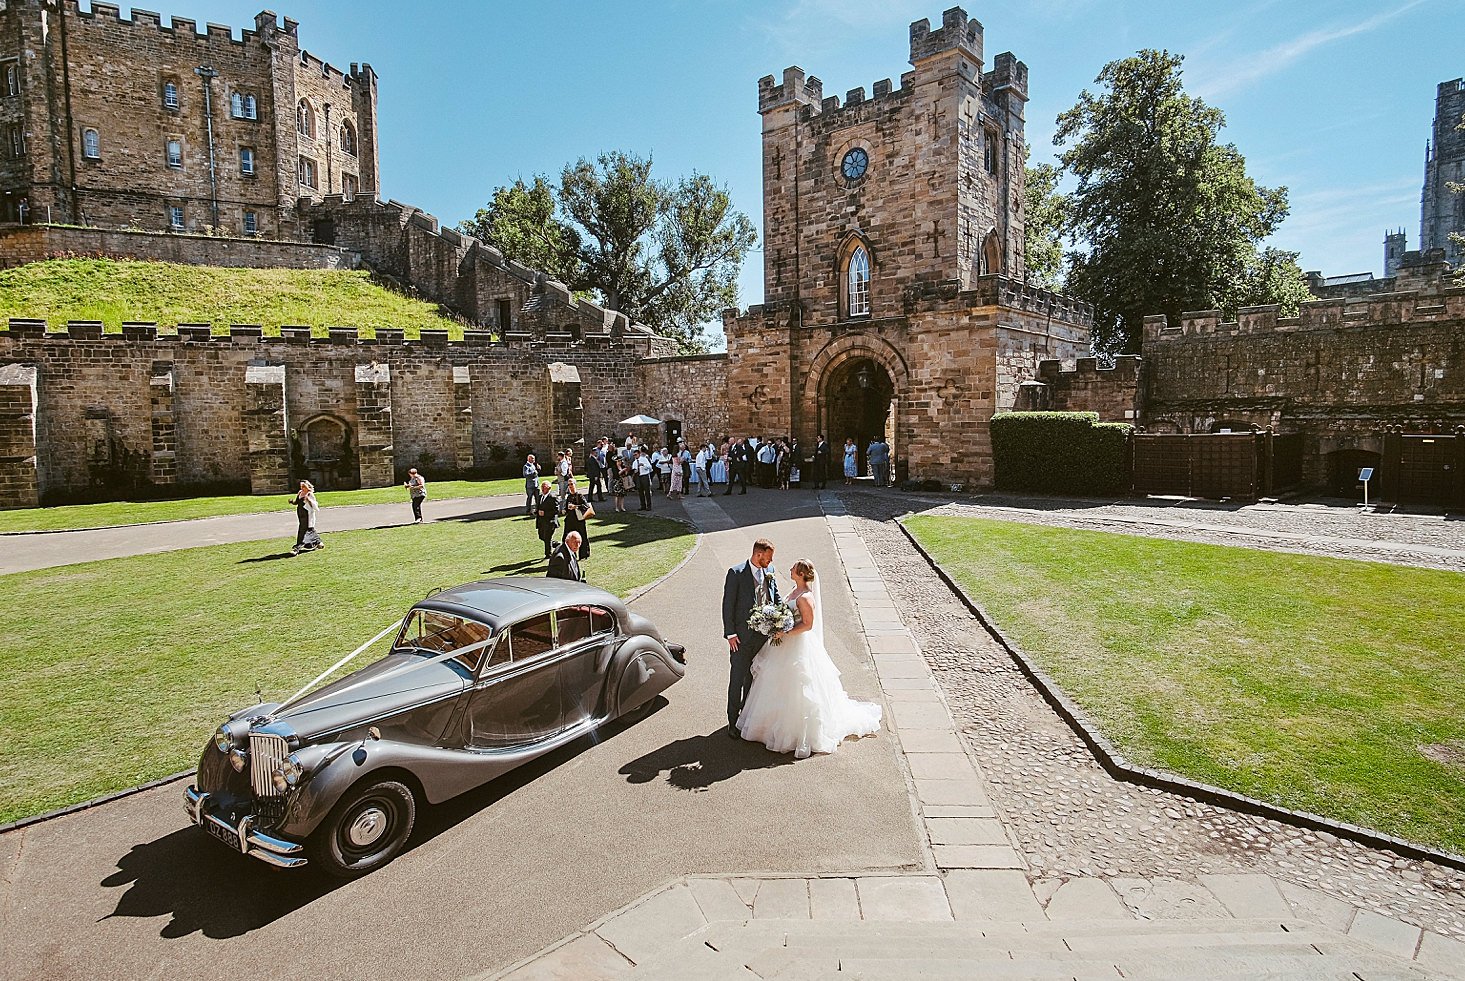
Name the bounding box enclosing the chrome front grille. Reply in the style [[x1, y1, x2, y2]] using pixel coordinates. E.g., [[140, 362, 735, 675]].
[[249, 732, 288, 798]]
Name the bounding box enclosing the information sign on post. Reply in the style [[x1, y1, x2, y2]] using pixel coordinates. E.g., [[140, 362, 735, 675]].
[[1358, 467, 1374, 509]]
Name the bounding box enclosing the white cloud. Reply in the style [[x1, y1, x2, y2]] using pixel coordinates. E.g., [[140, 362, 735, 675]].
[[1190, 0, 1429, 101]]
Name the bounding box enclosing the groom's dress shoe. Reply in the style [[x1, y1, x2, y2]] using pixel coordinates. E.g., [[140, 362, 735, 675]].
[[727, 728, 742, 740]]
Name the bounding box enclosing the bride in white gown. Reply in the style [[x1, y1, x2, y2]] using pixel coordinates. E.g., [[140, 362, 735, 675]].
[[737, 558, 883, 758]]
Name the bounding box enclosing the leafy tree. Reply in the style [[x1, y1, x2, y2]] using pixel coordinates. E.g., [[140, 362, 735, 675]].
[[1022, 151, 1067, 290], [460, 151, 756, 353], [1054, 50, 1294, 353]]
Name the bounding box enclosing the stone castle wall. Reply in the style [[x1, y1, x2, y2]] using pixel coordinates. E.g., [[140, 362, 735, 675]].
[[0, 320, 684, 506], [633, 353, 733, 445], [1139, 270, 1465, 481], [0, 223, 359, 269], [0, 2, 378, 238]]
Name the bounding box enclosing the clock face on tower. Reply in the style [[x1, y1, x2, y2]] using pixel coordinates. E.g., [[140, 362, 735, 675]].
[[840, 147, 869, 182]]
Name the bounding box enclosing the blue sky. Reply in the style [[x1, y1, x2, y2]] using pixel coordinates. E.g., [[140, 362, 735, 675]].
[[161, 0, 1454, 309]]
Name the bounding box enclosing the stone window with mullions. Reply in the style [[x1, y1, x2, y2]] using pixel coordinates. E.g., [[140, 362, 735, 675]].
[[3, 61, 19, 98], [162, 79, 180, 110], [165, 138, 183, 169], [81, 127, 101, 160], [230, 91, 258, 121], [846, 245, 871, 318]]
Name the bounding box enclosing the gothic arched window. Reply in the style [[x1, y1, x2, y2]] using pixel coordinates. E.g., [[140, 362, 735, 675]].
[[339, 121, 356, 156], [847, 245, 871, 318], [297, 99, 315, 138], [230, 92, 243, 118]]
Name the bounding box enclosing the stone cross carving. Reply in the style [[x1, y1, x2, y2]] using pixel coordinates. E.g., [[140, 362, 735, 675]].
[[746, 384, 770, 409], [937, 377, 962, 403], [928, 219, 944, 257]]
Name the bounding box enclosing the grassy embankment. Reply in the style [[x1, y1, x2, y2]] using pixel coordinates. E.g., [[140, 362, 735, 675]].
[[905, 514, 1465, 855], [0, 257, 465, 336], [0, 512, 694, 824]]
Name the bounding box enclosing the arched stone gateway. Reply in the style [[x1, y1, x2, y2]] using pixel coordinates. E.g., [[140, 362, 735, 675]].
[[803, 333, 909, 482]]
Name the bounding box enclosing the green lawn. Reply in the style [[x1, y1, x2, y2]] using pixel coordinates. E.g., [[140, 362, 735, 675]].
[[904, 515, 1465, 855], [0, 512, 694, 824], [0, 257, 466, 335], [0, 478, 528, 533]]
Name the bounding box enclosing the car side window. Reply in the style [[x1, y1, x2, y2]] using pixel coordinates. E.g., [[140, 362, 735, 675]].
[[589, 607, 617, 636], [510, 613, 555, 662], [557, 606, 593, 646]]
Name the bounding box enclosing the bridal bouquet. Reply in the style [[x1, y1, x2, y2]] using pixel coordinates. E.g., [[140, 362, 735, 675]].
[[748, 601, 796, 644]]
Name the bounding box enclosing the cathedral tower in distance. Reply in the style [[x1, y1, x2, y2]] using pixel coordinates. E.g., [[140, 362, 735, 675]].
[[1420, 77, 1464, 268]]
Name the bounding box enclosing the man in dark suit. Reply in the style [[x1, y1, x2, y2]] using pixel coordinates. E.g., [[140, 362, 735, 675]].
[[813, 435, 830, 489], [534, 480, 559, 559], [547, 531, 585, 581], [725, 438, 749, 495], [721, 538, 778, 738]]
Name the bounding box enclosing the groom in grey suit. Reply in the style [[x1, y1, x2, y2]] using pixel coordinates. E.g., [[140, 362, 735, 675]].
[[722, 538, 778, 738]]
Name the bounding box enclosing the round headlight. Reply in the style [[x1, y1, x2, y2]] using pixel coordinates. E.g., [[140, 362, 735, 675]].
[[214, 727, 232, 754], [276, 754, 306, 788], [229, 747, 248, 773], [271, 771, 288, 793]]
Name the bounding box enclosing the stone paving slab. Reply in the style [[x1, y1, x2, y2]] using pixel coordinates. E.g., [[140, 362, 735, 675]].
[[867, 634, 920, 655], [1416, 930, 1465, 978], [594, 885, 706, 965], [752, 877, 810, 920], [931, 844, 1023, 869], [926, 817, 1011, 846], [1276, 879, 1358, 933], [856, 876, 953, 921], [943, 869, 1046, 921], [809, 877, 861, 921], [688, 877, 751, 923], [1110, 877, 1235, 920], [1200, 873, 1293, 920], [906, 752, 979, 780], [499, 932, 631, 981], [1042, 877, 1133, 921], [871, 653, 928, 677], [895, 730, 964, 753], [1347, 908, 1423, 960], [891, 702, 959, 730]]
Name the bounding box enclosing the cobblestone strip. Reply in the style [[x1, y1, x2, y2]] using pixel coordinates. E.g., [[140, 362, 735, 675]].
[[820, 493, 1025, 875], [843, 491, 1465, 953]]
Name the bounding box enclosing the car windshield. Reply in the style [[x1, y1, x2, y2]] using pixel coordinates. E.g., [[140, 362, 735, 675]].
[[394, 609, 494, 673]]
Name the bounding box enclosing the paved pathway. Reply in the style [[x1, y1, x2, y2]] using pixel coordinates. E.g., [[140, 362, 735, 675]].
[[496, 490, 1464, 980], [0, 490, 920, 981], [0, 495, 531, 575]]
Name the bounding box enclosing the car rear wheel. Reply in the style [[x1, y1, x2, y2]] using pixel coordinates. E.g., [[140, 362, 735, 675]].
[[311, 778, 416, 879]]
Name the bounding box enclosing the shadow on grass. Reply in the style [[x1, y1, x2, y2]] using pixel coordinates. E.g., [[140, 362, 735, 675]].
[[619, 725, 797, 791], [237, 551, 297, 564], [101, 699, 669, 940]]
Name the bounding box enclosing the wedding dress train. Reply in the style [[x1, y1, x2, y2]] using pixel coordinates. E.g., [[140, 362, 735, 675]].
[[736, 583, 882, 758]]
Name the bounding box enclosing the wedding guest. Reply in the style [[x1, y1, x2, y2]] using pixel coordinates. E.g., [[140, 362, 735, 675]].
[[668, 447, 685, 499], [812, 434, 830, 489], [694, 444, 711, 497], [632, 448, 655, 510], [404, 467, 427, 524], [534, 479, 559, 558], [563, 478, 594, 559], [726, 438, 749, 495], [612, 457, 631, 512], [654, 445, 673, 493], [556, 450, 573, 509], [777, 440, 793, 490], [869, 436, 890, 488], [843, 438, 858, 485], [288, 479, 322, 555], [547, 531, 585, 582], [584, 443, 604, 503], [757, 437, 778, 488], [523, 453, 541, 516]]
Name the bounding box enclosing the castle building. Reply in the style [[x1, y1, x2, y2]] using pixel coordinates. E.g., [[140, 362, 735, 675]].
[[722, 7, 1106, 485], [0, 1, 379, 240], [1421, 78, 1465, 268]]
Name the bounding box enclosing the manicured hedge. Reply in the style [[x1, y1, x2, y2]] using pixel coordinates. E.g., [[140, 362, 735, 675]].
[[990, 411, 1133, 496]]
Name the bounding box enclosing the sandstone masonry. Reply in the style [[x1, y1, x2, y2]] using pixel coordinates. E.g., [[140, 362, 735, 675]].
[[0, 2, 378, 239]]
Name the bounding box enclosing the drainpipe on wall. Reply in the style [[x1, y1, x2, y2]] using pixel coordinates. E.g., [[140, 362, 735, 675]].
[[195, 65, 219, 231], [322, 102, 332, 195], [56, 3, 79, 222]]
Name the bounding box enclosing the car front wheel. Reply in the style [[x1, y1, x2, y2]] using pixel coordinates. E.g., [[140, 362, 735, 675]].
[[311, 778, 416, 879]]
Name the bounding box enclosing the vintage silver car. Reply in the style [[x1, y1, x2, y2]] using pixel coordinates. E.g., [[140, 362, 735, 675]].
[[185, 577, 686, 877]]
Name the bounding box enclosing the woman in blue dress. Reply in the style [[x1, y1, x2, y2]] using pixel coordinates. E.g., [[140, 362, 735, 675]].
[[842, 438, 858, 485]]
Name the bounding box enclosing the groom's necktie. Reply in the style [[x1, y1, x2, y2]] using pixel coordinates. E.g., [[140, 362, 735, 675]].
[[754, 568, 769, 606]]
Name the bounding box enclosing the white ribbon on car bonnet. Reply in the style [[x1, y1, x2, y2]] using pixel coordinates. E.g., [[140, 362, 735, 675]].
[[270, 619, 497, 718]]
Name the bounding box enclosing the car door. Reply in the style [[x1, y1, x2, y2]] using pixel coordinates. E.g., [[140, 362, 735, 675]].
[[555, 604, 617, 727], [467, 612, 563, 749]]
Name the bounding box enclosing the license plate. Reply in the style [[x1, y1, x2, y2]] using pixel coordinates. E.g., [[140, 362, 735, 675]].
[[204, 819, 241, 851]]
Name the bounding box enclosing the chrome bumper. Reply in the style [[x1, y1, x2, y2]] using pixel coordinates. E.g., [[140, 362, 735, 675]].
[[184, 785, 308, 869]]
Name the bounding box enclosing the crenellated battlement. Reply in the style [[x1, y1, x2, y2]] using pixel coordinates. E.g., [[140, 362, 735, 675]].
[[295, 46, 360, 91], [1146, 281, 1465, 342], [50, 0, 269, 46], [909, 6, 983, 65], [0, 318, 662, 354], [983, 51, 1027, 100], [1039, 355, 1141, 382]]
